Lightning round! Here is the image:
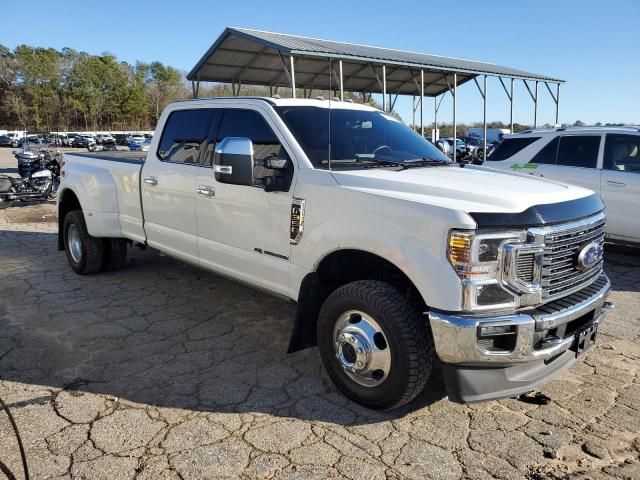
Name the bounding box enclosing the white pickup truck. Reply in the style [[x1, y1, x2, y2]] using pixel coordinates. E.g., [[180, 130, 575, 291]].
[[57, 97, 612, 409]]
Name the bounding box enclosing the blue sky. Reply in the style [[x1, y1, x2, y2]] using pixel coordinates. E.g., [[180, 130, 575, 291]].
[[3, 0, 639, 126]]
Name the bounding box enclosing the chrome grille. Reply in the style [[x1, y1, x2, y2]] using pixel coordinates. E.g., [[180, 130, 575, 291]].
[[517, 253, 535, 283], [533, 213, 606, 301]]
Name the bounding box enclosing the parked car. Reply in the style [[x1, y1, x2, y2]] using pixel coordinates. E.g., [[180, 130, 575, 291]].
[[126, 134, 145, 144], [18, 136, 42, 147], [461, 135, 496, 159], [6, 133, 21, 147], [466, 127, 509, 144], [65, 133, 79, 146], [57, 97, 611, 409], [114, 134, 129, 146], [96, 134, 115, 145], [129, 139, 152, 152], [439, 137, 479, 163], [0, 135, 13, 147], [73, 135, 96, 148], [482, 126, 640, 246]]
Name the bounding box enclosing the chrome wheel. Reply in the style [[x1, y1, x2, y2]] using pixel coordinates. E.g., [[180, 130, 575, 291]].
[[333, 310, 391, 387], [67, 224, 83, 263]]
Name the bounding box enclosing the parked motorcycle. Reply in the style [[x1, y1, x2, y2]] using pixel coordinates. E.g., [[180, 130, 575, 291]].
[[0, 149, 62, 207]]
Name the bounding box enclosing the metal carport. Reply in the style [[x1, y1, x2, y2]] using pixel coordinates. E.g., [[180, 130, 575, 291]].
[[187, 27, 565, 162]]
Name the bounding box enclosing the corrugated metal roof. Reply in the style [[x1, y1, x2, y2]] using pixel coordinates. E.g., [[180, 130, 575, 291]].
[[187, 27, 563, 97]]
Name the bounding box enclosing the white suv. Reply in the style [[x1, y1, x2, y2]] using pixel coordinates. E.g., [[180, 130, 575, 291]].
[[483, 127, 640, 246]]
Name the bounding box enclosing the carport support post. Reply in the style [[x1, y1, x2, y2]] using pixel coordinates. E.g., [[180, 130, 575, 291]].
[[339, 60, 344, 101], [510, 78, 514, 133], [382, 65, 387, 112], [534, 81, 538, 128], [453, 73, 457, 163], [412, 97, 416, 129], [420, 70, 424, 137], [434, 96, 438, 141], [483, 75, 488, 162], [556, 84, 560, 125], [290, 56, 296, 98]]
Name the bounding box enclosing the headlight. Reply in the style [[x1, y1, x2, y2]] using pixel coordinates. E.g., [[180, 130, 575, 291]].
[[448, 230, 525, 312]]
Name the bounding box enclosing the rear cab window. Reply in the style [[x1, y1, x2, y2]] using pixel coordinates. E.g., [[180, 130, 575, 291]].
[[486, 137, 540, 161], [157, 109, 217, 164]]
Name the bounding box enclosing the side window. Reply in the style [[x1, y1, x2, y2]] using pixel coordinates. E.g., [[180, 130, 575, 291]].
[[531, 137, 559, 164], [556, 136, 600, 168], [215, 109, 293, 189], [604, 134, 640, 173], [157, 109, 216, 164], [486, 137, 540, 161]]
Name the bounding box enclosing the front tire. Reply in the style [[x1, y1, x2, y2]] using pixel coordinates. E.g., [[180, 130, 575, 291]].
[[63, 210, 104, 275], [317, 280, 434, 410]]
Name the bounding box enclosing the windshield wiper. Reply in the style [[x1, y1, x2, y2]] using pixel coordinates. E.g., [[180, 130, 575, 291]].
[[351, 155, 406, 169], [402, 157, 452, 167]]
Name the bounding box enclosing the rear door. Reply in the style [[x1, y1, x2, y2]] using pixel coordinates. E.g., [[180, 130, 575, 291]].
[[601, 133, 640, 243], [141, 108, 216, 264], [195, 106, 295, 296]]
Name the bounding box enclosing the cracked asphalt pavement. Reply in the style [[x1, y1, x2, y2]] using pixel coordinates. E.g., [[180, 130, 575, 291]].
[[0, 203, 638, 480]]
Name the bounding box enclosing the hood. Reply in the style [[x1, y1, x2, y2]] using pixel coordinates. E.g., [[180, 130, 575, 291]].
[[330, 164, 595, 215]]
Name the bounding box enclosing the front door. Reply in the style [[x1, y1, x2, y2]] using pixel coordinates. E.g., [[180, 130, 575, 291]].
[[195, 106, 295, 296]]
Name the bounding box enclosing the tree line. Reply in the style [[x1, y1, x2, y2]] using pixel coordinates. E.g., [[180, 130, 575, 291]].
[[0, 44, 194, 132]]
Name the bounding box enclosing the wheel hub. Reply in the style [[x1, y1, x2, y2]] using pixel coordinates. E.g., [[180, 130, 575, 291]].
[[333, 310, 391, 387], [67, 224, 82, 263]]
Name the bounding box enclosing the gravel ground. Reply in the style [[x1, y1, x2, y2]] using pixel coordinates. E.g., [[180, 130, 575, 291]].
[[0, 203, 638, 480]]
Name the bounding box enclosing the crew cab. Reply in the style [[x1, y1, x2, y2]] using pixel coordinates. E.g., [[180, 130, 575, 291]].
[[484, 127, 640, 246], [57, 97, 612, 409]]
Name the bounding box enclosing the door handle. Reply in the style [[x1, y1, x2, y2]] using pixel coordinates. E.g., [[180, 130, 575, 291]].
[[607, 180, 626, 186], [197, 185, 215, 197], [143, 177, 158, 186]]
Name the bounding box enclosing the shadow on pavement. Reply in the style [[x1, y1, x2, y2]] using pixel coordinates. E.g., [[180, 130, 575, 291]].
[[604, 245, 640, 293], [0, 229, 447, 426]]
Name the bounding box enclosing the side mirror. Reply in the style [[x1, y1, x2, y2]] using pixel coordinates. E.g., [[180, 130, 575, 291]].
[[214, 137, 255, 186]]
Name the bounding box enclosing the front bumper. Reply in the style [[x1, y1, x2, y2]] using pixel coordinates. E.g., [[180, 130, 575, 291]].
[[429, 273, 611, 403]]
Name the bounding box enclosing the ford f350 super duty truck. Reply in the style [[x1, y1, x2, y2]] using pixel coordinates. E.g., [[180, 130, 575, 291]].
[[57, 97, 612, 409]]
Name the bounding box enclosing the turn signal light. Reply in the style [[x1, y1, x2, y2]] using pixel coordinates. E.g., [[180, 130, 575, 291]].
[[448, 231, 472, 265]]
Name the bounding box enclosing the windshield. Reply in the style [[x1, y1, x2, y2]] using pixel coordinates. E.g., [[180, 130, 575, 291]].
[[275, 106, 450, 169]]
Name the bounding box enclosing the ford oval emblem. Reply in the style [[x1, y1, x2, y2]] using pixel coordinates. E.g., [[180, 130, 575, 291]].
[[576, 242, 603, 271]]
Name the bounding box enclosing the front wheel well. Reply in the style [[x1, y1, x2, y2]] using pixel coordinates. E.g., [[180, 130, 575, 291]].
[[58, 189, 82, 250], [288, 249, 426, 353]]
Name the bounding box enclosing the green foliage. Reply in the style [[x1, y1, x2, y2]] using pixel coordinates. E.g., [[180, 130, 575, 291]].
[[0, 44, 190, 131]]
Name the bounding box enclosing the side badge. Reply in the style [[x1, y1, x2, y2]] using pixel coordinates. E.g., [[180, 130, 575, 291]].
[[290, 198, 305, 245]]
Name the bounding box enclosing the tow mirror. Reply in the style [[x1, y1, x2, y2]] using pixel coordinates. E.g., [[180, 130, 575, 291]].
[[214, 137, 254, 187]]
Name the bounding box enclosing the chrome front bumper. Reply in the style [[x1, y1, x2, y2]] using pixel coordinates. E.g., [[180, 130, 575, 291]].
[[429, 273, 612, 403], [429, 273, 611, 365]]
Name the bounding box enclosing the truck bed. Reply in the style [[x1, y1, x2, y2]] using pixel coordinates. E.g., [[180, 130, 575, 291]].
[[63, 151, 146, 243]]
